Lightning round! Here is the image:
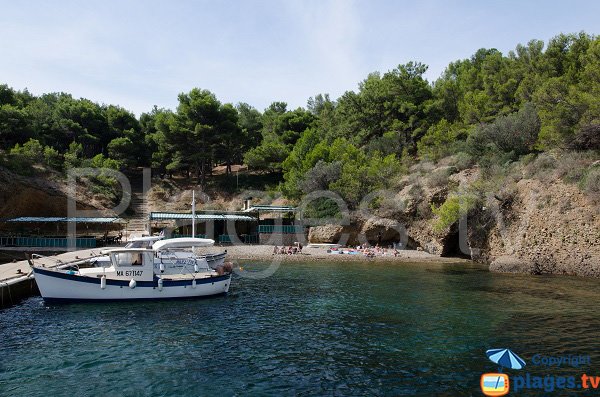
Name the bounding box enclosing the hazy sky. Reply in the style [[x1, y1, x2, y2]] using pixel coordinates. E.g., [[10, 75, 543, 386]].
[[1, 0, 598, 115]]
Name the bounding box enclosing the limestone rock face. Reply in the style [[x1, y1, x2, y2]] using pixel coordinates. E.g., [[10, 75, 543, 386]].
[[0, 167, 99, 220], [484, 178, 600, 277], [359, 217, 404, 244], [308, 163, 600, 277], [308, 224, 347, 244]]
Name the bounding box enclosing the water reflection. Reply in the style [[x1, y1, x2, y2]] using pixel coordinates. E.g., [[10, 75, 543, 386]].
[[1, 260, 599, 396]]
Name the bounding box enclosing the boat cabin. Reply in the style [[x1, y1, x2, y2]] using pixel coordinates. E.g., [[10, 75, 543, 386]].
[[108, 248, 154, 281]]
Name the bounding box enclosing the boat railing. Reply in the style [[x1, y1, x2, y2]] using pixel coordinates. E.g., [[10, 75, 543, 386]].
[[157, 250, 211, 276], [29, 253, 82, 274]]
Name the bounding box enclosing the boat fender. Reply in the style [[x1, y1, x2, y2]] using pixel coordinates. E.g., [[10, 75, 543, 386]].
[[192, 279, 196, 289], [157, 277, 163, 291], [194, 263, 199, 273], [129, 279, 137, 289], [100, 275, 106, 290], [159, 262, 165, 273]]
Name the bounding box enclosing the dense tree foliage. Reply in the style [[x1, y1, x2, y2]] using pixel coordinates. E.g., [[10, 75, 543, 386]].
[[243, 102, 315, 172], [0, 32, 598, 204], [152, 88, 245, 182]]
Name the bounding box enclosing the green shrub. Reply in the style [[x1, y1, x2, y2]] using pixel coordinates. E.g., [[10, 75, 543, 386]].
[[5, 152, 32, 175], [43, 146, 62, 169], [7, 139, 63, 171], [297, 160, 342, 193], [467, 102, 540, 157], [6, 139, 50, 174], [10, 139, 43, 161], [90, 153, 121, 170], [449, 152, 474, 171], [329, 151, 402, 208], [431, 193, 479, 232], [302, 197, 342, 219], [63, 142, 83, 169], [519, 153, 537, 166], [244, 141, 289, 173], [478, 150, 516, 178], [107, 137, 137, 168], [417, 119, 465, 161]]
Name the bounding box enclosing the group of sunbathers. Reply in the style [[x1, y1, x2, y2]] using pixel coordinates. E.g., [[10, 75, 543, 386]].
[[273, 243, 303, 255]]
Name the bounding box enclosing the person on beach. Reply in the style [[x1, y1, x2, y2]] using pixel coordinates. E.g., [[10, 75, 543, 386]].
[[273, 245, 278, 255]]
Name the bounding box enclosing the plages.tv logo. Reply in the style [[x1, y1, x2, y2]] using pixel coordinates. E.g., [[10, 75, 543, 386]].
[[481, 348, 526, 396]]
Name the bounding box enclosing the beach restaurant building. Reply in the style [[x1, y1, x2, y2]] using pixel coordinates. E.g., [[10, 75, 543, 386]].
[[0, 216, 125, 249], [148, 205, 305, 245]]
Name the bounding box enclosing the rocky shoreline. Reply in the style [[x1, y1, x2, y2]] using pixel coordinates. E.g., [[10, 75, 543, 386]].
[[204, 245, 471, 264], [304, 167, 600, 277]]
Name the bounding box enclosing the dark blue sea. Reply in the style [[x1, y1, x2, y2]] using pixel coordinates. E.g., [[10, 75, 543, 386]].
[[1, 260, 599, 396]]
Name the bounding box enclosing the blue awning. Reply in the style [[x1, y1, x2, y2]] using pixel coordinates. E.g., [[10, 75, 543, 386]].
[[6, 217, 124, 223]]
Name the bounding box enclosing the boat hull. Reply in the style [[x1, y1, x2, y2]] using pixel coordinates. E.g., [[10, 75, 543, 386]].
[[33, 267, 231, 302]]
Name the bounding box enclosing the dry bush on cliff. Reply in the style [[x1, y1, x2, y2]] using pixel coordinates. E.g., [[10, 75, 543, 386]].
[[524, 152, 557, 181], [583, 167, 600, 196], [426, 167, 458, 189]]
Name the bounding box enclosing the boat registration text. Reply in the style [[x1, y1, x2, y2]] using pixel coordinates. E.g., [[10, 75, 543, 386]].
[[116, 270, 144, 277]]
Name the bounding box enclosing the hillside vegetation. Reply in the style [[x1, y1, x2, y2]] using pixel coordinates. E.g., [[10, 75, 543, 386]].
[[0, 32, 598, 272]]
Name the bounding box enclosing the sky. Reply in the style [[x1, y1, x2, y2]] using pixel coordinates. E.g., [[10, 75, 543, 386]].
[[1, 0, 599, 116]]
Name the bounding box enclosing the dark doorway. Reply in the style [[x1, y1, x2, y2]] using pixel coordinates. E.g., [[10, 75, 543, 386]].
[[440, 229, 471, 259]]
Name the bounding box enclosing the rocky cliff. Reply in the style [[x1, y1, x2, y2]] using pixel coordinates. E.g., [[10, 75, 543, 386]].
[[308, 162, 600, 277], [0, 167, 106, 220], [485, 178, 599, 277]]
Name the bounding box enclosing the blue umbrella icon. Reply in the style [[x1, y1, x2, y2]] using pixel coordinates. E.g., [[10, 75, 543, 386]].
[[486, 348, 526, 371]]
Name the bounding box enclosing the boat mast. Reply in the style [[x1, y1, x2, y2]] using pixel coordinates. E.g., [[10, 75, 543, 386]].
[[192, 190, 196, 238]]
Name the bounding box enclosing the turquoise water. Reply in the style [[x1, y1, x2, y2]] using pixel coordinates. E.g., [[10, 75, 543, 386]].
[[1, 260, 600, 396]]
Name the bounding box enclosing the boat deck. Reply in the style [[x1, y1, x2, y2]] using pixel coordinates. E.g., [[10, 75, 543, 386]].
[[0, 249, 102, 308], [1, 249, 101, 283]]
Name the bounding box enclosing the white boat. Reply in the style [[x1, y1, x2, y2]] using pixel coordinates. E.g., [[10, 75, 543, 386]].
[[91, 236, 226, 270], [31, 244, 232, 303]]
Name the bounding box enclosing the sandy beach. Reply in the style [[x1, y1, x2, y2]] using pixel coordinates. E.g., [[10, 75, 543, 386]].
[[202, 244, 471, 264]]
